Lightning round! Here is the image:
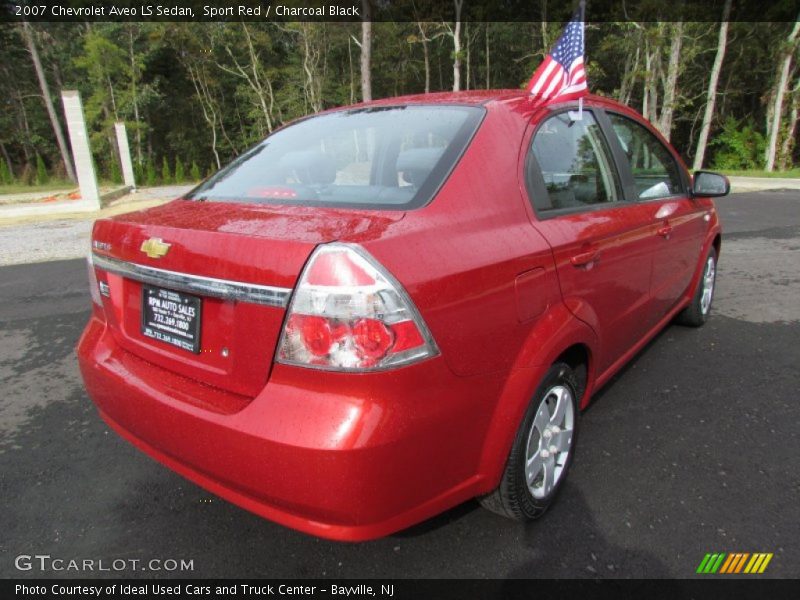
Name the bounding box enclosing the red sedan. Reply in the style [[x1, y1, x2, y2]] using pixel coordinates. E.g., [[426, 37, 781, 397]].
[[77, 91, 727, 541]]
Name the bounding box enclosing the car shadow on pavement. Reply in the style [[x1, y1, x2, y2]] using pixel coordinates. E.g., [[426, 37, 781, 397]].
[[581, 324, 672, 415], [504, 483, 677, 579], [391, 500, 481, 538]]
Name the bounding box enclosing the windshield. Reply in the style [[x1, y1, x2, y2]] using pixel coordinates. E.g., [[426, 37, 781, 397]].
[[185, 105, 484, 210]]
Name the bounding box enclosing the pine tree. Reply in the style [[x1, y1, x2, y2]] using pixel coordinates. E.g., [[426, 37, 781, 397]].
[[161, 156, 172, 184], [134, 161, 144, 186], [35, 155, 48, 185], [174, 156, 185, 182], [109, 159, 122, 184], [145, 160, 157, 186]]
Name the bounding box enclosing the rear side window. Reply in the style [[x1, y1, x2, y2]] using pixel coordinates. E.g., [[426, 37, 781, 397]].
[[186, 106, 484, 210], [607, 113, 684, 199], [529, 112, 621, 212]]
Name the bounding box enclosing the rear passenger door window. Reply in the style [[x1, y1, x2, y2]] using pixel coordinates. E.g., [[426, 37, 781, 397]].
[[529, 111, 621, 213], [607, 113, 684, 200]]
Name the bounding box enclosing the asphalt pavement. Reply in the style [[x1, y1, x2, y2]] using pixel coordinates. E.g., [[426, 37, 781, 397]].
[[1, 191, 798, 579]]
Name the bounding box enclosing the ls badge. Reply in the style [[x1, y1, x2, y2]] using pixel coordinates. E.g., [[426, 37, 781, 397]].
[[140, 238, 171, 259]]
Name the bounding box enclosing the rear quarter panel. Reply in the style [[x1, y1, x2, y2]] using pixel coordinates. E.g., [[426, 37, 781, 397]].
[[352, 99, 600, 488], [356, 101, 564, 378]]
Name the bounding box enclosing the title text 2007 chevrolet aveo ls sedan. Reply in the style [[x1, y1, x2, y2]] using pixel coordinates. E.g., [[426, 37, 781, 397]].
[[78, 91, 728, 541]]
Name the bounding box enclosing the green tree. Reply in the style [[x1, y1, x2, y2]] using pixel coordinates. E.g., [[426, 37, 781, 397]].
[[161, 156, 171, 184], [711, 118, 766, 170], [190, 161, 201, 182], [109, 158, 122, 184], [174, 156, 185, 182], [35, 154, 48, 184], [145, 159, 157, 186], [133, 161, 144, 186], [73, 28, 130, 167]]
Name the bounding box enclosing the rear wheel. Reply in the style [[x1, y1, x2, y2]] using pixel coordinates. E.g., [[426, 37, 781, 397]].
[[480, 362, 579, 520], [676, 247, 717, 327]]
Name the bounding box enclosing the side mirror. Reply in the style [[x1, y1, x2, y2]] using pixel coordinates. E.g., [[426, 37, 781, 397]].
[[692, 171, 730, 198]]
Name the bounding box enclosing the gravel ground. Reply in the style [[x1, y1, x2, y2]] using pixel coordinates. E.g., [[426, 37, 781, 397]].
[[0, 185, 192, 266], [0, 219, 93, 266]]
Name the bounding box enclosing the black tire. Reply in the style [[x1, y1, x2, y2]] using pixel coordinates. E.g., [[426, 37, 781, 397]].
[[480, 362, 580, 520], [676, 246, 717, 328]]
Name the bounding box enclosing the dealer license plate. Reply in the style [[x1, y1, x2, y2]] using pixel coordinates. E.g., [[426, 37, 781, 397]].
[[141, 285, 202, 353]]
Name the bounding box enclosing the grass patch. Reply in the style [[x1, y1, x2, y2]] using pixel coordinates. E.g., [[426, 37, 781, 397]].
[[717, 169, 800, 178], [0, 181, 77, 195]]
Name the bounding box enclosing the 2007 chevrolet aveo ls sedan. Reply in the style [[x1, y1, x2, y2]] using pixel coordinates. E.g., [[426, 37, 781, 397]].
[[78, 90, 728, 541]]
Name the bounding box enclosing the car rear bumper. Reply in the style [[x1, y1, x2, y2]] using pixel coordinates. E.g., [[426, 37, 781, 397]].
[[77, 316, 506, 541]]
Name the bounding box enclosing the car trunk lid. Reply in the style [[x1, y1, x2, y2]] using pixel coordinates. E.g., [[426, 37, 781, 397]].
[[90, 200, 403, 398]]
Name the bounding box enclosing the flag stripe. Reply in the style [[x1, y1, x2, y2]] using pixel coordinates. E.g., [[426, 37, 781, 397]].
[[542, 67, 563, 98], [530, 59, 557, 95], [542, 70, 564, 99]]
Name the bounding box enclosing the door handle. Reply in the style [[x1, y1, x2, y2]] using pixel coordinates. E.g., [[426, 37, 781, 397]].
[[657, 225, 673, 238], [570, 250, 599, 267]]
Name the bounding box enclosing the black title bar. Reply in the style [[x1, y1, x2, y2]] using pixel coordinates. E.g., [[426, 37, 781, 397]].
[[5, 579, 800, 600], [1, 0, 799, 23]]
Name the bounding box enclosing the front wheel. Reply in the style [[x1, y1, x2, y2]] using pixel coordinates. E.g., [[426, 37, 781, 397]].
[[676, 246, 717, 327], [480, 362, 579, 520]]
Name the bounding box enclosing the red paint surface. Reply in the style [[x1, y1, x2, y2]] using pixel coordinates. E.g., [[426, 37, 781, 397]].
[[77, 92, 721, 540]]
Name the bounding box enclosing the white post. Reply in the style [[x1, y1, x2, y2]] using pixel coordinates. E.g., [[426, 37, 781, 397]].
[[61, 90, 100, 209], [114, 122, 136, 190]]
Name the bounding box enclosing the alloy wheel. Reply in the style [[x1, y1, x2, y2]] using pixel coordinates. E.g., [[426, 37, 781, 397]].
[[700, 256, 716, 315], [524, 385, 575, 499]]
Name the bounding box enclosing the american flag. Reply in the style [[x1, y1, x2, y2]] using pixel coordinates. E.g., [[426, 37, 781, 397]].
[[527, 9, 587, 102]]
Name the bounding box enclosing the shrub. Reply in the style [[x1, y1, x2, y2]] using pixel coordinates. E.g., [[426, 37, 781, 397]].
[[710, 117, 766, 171], [35, 155, 48, 185], [190, 161, 201, 182], [0, 159, 12, 185]]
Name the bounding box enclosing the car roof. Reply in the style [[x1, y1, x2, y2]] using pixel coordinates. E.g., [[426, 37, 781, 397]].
[[338, 90, 638, 117], [361, 89, 528, 106]]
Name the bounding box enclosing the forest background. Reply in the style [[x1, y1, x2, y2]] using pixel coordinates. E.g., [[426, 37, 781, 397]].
[[2, 1, 799, 190]]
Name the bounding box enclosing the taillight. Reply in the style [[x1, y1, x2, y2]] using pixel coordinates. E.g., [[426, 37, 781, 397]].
[[277, 243, 438, 371]]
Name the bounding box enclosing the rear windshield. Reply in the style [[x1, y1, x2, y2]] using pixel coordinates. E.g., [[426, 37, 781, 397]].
[[185, 105, 484, 210]]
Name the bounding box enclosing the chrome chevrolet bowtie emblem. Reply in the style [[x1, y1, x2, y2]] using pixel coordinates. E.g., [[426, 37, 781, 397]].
[[140, 238, 171, 259]]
